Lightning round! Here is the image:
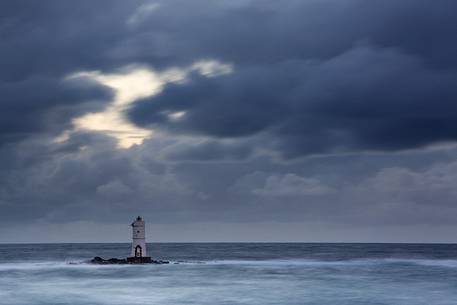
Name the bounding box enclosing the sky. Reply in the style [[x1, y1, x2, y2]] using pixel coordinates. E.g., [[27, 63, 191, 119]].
[[1, 0, 457, 243]]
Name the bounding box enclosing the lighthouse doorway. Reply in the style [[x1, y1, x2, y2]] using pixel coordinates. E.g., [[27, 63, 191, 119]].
[[135, 245, 142, 257]]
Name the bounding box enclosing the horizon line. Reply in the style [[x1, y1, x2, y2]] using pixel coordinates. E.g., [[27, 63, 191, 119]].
[[1, 241, 456, 245]]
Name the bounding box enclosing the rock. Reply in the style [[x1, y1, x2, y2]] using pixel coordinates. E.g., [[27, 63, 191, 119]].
[[89, 256, 169, 265], [90, 256, 104, 263], [90, 257, 127, 264]]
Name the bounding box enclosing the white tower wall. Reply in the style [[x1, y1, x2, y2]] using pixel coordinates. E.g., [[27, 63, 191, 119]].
[[131, 216, 147, 257]]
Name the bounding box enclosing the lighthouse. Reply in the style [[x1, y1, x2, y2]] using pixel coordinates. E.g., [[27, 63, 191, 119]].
[[90, 216, 167, 264], [130, 216, 147, 258]]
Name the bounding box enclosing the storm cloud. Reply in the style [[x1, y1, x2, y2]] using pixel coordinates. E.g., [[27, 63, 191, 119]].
[[1, 0, 457, 242], [127, 0, 457, 157]]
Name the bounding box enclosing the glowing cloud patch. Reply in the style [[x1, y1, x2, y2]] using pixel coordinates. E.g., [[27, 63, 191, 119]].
[[59, 60, 232, 148], [168, 111, 186, 122]]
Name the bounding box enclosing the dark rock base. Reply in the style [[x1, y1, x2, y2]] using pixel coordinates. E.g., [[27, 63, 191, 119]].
[[90, 256, 169, 265]]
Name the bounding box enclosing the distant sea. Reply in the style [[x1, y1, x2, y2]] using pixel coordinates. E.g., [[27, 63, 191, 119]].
[[1, 243, 457, 305]]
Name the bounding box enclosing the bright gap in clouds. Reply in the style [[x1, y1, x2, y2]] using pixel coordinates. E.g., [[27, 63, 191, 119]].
[[59, 60, 232, 148]]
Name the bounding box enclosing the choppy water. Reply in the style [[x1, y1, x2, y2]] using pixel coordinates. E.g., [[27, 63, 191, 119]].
[[0, 243, 457, 305]]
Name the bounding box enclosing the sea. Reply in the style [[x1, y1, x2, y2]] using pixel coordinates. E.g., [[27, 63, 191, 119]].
[[0, 243, 456, 305]]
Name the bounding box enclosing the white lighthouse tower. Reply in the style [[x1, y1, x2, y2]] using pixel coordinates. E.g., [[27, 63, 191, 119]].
[[130, 216, 147, 258]]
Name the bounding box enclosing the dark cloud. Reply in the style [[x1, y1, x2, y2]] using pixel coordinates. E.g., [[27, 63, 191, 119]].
[[3, 130, 457, 231], [161, 138, 254, 161], [126, 0, 457, 158], [2, 127, 457, 242], [129, 46, 457, 157], [0, 0, 129, 145], [2, 0, 456, 75], [0, 0, 142, 81], [0, 76, 112, 145], [1, 0, 457, 241], [125, 0, 457, 69], [3, 0, 457, 154]]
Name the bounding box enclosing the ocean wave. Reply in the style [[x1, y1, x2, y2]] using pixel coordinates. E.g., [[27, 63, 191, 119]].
[[374, 258, 457, 268], [1, 257, 457, 271], [0, 261, 138, 271], [196, 258, 457, 268]]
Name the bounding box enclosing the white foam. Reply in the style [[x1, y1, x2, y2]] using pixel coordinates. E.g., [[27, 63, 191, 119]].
[[186, 258, 457, 268], [0, 261, 145, 271], [1, 257, 457, 271], [375, 258, 457, 268]]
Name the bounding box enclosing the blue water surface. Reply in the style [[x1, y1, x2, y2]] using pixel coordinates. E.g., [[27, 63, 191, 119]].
[[0, 243, 456, 305]]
